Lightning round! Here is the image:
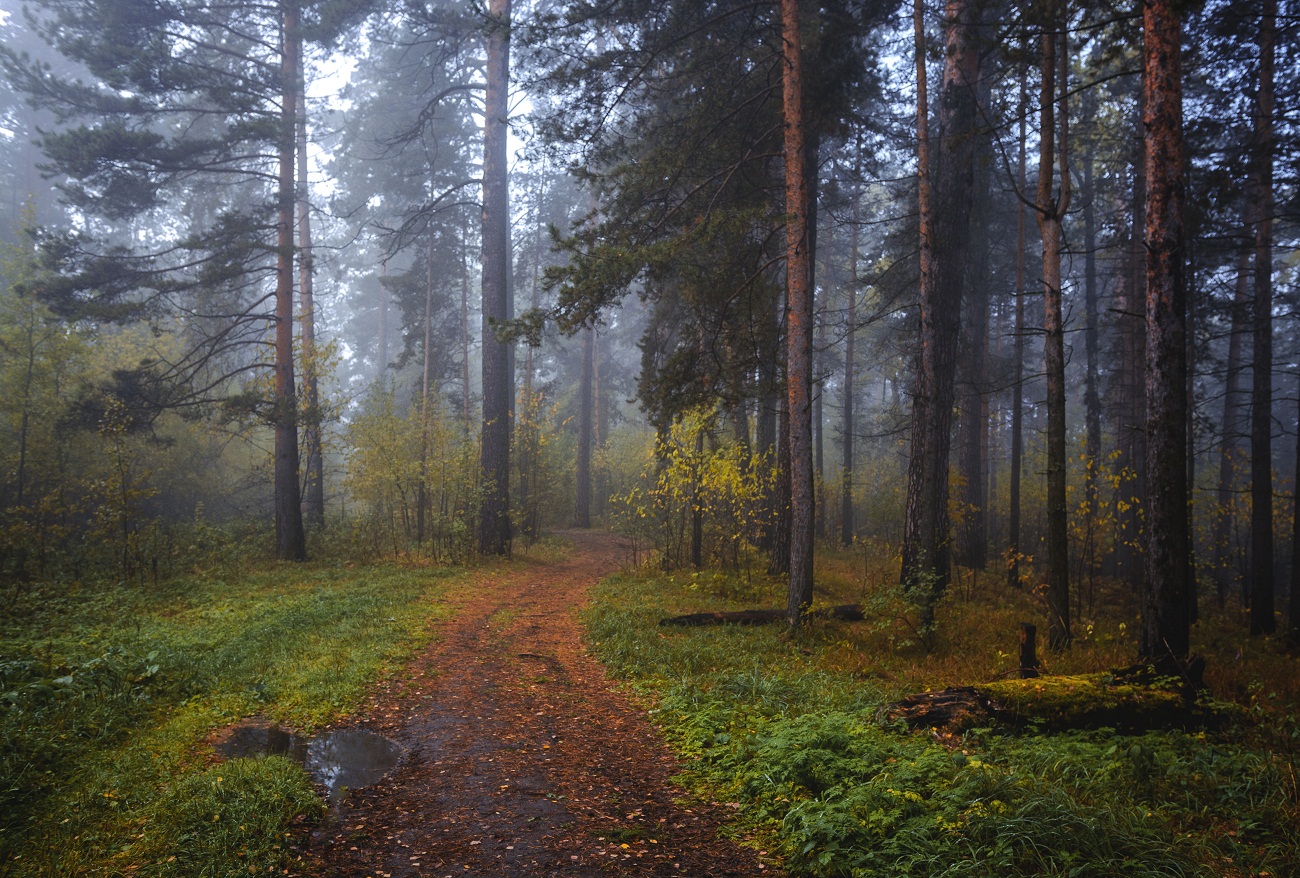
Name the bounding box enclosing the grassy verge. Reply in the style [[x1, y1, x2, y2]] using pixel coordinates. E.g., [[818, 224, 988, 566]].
[[585, 555, 1300, 878], [1, 558, 464, 876]]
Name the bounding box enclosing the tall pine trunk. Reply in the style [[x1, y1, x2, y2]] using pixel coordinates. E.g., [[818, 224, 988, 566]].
[[479, 0, 512, 555], [1140, 0, 1190, 661], [1214, 229, 1252, 605], [1037, 2, 1071, 650], [781, 0, 814, 624], [955, 72, 992, 571], [575, 325, 595, 528], [841, 145, 860, 547], [900, 0, 982, 627], [1008, 63, 1027, 591], [1249, 0, 1276, 636], [296, 43, 324, 529], [273, 2, 305, 561]]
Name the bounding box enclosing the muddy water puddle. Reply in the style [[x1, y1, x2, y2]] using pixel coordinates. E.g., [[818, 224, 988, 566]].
[[216, 721, 403, 802]]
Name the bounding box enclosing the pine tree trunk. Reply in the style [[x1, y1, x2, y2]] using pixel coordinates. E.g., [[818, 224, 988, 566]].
[[575, 325, 594, 528], [781, 0, 813, 623], [1037, 4, 1071, 650], [417, 234, 435, 548], [956, 73, 992, 571], [478, 0, 512, 556], [1249, 0, 1276, 636], [296, 43, 324, 529], [900, 0, 982, 623], [841, 146, 860, 547], [1081, 88, 1101, 599], [1140, 0, 1191, 660], [1008, 63, 1027, 591], [1214, 231, 1252, 605], [274, 1, 305, 561]]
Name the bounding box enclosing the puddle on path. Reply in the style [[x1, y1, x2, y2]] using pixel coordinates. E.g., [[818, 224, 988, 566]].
[[215, 722, 404, 803]]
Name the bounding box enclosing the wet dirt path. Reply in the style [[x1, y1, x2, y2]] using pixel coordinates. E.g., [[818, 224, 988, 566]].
[[298, 530, 775, 877]]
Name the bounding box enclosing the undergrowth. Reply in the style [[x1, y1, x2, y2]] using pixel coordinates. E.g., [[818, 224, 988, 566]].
[[585, 559, 1300, 878], [0, 558, 462, 876]]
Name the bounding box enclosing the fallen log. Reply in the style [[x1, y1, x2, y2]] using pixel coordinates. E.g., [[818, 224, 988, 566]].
[[659, 604, 864, 627], [885, 655, 1235, 733]]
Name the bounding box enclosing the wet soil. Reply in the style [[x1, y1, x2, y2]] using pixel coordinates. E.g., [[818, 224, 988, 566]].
[[295, 530, 778, 877]]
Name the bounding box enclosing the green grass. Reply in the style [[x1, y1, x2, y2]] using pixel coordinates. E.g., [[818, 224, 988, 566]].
[[585, 563, 1300, 878], [0, 558, 462, 876]]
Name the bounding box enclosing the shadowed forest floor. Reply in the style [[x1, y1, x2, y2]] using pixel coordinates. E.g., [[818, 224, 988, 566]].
[[297, 530, 774, 877]]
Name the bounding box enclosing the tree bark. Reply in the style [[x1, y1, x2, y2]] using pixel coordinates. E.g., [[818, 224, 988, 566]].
[[1213, 229, 1252, 605], [575, 325, 595, 528], [296, 41, 324, 529], [1249, 0, 1276, 636], [417, 233, 435, 548], [780, 0, 813, 624], [1008, 62, 1027, 591], [1140, 0, 1190, 661], [841, 144, 860, 547], [1081, 84, 1101, 599], [479, 0, 512, 556], [955, 71, 992, 571], [1037, 5, 1071, 650], [273, 2, 306, 562], [900, 0, 982, 626]]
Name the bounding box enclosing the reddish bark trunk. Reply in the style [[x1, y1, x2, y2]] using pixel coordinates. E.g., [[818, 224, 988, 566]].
[[781, 0, 814, 623], [1140, 0, 1190, 660]]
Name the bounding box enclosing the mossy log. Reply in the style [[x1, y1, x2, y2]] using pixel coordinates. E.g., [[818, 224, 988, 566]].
[[885, 656, 1236, 733], [659, 604, 864, 627]]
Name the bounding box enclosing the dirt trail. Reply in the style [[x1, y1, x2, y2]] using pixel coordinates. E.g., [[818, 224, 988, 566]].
[[299, 530, 775, 877]]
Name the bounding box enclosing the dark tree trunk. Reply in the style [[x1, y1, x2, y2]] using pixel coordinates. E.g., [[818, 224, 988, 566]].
[[1037, 4, 1071, 649], [1140, 0, 1190, 661], [780, 0, 813, 624], [1081, 86, 1101, 598], [575, 325, 595, 528], [273, 2, 305, 562], [479, 0, 512, 556], [1008, 63, 1027, 591], [841, 145, 860, 547], [955, 72, 992, 571], [900, 0, 982, 625], [1113, 91, 1148, 588], [417, 234, 435, 548], [1213, 230, 1252, 605], [296, 44, 324, 529], [1249, 0, 1276, 636]]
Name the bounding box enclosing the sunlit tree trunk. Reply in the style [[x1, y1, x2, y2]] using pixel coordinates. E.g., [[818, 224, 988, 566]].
[[479, 0, 512, 555], [1036, 2, 1071, 649], [1140, 0, 1190, 661], [781, 0, 813, 624], [1249, 0, 1276, 636], [274, 1, 306, 561]]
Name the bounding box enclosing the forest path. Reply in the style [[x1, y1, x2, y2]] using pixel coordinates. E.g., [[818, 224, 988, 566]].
[[299, 529, 773, 877]]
